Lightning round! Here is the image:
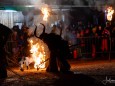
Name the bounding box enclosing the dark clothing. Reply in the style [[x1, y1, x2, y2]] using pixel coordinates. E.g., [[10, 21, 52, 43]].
[[0, 47, 7, 78], [0, 23, 12, 78], [34, 23, 72, 73], [41, 33, 71, 72]]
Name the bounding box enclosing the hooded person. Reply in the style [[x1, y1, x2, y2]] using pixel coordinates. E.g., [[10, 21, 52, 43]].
[[0, 23, 12, 78]]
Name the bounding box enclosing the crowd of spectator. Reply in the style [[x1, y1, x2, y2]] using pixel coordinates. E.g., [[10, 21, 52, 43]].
[[62, 21, 115, 59], [6, 21, 115, 61]]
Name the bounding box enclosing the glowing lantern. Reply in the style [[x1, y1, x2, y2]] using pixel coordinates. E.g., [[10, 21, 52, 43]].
[[106, 6, 114, 21]]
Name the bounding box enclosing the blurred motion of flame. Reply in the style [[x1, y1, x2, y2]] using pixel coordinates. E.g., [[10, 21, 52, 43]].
[[41, 7, 50, 21], [28, 37, 50, 69]]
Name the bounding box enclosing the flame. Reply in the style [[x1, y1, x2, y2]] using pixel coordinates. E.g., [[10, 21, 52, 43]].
[[28, 37, 50, 69], [107, 7, 114, 21], [41, 7, 50, 21]]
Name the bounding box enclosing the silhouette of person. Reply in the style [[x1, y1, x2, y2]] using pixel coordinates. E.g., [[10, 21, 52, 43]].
[[0, 24, 12, 78]]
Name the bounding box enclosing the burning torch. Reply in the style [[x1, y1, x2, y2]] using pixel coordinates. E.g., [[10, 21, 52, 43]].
[[106, 6, 114, 22], [105, 6, 114, 61], [41, 6, 50, 29], [41, 7, 50, 22]]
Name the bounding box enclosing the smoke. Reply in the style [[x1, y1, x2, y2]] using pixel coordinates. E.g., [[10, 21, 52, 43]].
[[24, 0, 47, 35], [25, 0, 95, 27], [24, 0, 115, 36], [25, 0, 92, 38]]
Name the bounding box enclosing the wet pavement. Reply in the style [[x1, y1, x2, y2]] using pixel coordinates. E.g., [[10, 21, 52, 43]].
[[1, 59, 115, 86]]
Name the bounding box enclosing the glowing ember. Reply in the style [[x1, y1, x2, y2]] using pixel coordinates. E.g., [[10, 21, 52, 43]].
[[41, 7, 50, 21], [107, 6, 114, 21], [28, 37, 50, 69]]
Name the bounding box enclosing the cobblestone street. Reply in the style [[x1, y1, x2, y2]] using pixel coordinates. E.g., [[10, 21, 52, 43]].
[[1, 59, 115, 86]]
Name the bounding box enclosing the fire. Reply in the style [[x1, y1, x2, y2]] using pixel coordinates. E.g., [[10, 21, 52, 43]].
[[41, 7, 50, 21], [28, 37, 50, 69], [107, 6, 114, 21]]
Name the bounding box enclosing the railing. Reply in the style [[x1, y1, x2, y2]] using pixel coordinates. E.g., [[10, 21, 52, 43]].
[[70, 36, 115, 60], [5, 36, 115, 61]]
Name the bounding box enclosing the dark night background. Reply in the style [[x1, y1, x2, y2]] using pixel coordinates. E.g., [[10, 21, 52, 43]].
[[0, 0, 115, 86]]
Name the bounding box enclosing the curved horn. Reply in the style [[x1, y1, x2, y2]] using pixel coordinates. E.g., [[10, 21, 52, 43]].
[[34, 25, 39, 38], [40, 23, 45, 34], [34, 23, 46, 38]]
